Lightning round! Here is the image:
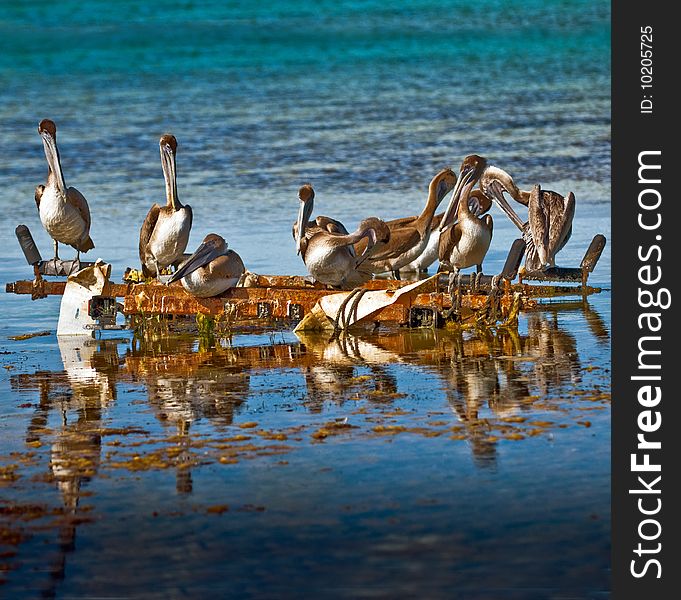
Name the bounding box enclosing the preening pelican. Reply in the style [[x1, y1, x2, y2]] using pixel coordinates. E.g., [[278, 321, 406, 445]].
[[355, 168, 458, 279], [300, 217, 390, 288], [293, 184, 349, 254], [35, 119, 94, 261], [462, 156, 575, 271], [167, 234, 245, 298], [437, 172, 494, 279], [401, 190, 492, 274], [139, 134, 193, 279]]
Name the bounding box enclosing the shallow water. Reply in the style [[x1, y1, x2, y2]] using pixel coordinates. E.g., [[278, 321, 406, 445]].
[[0, 1, 610, 597], [1, 302, 610, 598]]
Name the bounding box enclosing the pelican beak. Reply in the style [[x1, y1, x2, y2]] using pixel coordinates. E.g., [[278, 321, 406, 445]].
[[355, 228, 378, 267], [161, 142, 180, 210], [295, 196, 313, 256], [40, 130, 66, 195], [488, 180, 526, 231], [439, 167, 475, 233], [167, 240, 217, 284]]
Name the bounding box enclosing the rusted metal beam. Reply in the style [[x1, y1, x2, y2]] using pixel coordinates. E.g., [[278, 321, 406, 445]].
[[580, 234, 607, 273]]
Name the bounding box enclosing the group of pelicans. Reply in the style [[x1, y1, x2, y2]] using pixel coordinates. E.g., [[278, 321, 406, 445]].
[[34, 119, 575, 298]]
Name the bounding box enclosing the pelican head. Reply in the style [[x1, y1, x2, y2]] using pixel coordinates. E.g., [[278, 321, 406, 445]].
[[159, 134, 180, 211], [439, 155, 487, 233], [355, 217, 391, 266], [167, 233, 227, 284], [38, 118, 66, 195], [430, 168, 458, 205], [478, 165, 526, 230], [295, 183, 315, 255]]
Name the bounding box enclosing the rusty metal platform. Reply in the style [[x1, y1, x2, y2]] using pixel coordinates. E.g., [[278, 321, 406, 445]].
[[6, 226, 607, 331]]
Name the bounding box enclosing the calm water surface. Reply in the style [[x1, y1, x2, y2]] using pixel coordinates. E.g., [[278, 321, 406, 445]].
[[0, 1, 610, 597]]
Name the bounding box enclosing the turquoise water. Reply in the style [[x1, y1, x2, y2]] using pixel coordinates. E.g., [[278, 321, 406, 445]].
[[0, 1, 610, 597]]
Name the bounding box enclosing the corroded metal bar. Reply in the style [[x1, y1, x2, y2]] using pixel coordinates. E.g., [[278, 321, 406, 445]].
[[37, 260, 96, 277], [15, 225, 42, 266], [501, 238, 526, 281], [580, 234, 607, 273], [6, 278, 600, 305], [520, 266, 584, 282]]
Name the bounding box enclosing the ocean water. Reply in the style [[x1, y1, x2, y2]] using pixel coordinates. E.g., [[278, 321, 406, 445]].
[[0, 1, 611, 598]]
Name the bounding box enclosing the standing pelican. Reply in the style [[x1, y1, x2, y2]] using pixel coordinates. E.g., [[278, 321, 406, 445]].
[[35, 119, 94, 262], [167, 234, 245, 298], [139, 134, 193, 279], [462, 156, 575, 271], [401, 190, 492, 274], [300, 217, 391, 288], [293, 184, 349, 253], [437, 172, 494, 281], [354, 168, 458, 279]]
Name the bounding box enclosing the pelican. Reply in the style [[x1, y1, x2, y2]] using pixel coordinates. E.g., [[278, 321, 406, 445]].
[[463, 156, 575, 271], [437, 172, 494, 280], [401, 190, 492, 274], [139, 134, 193, 279], [35, 119, 94, 262], [354, 168, 458, 279], [300, 217, 390, 288], [293, 183, 349, 253], [167, 234, 245, 298]]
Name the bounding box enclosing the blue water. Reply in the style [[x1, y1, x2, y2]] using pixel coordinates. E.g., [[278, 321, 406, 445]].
[[0, 1, 610, 597]]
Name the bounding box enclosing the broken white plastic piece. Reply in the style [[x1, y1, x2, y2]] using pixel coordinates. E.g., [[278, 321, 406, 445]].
[[57, 260, 112, 336], [294, 274, 438, 332]]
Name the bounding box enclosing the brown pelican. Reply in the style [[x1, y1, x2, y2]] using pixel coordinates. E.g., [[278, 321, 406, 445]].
[[293, 183, 349, 253], [35, 119, 94, 261], [354, 168, 458, 279], [437, 173, 494, 279], [300, 217, 391, 288], [139, 134, 193, 279], [167, 234, 245, 297], [462, 156, 575, 271], [401, 190, 492, 274]]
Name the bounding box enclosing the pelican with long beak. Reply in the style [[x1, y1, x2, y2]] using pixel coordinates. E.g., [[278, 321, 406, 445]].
[[139, 134, 193, 279], [35, 119, 94, 261], [293, 184, 349, 254], [466, 156, 575, 271], [354, 168, 458, 279], [437, 164, 494, 279], [401, 190, 492, 274], [167, 234, 245, 298], [300, 217, 391, 289]]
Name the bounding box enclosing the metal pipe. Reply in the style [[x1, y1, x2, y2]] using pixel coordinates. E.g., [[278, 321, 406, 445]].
[[15, 225, 42, 265]]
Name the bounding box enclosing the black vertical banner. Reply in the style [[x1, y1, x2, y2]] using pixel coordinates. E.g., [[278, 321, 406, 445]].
[[612, 1, 677, 598]]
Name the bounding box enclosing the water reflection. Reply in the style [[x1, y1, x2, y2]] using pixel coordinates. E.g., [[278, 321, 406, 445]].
[[3, 303, 610, 594], [9, 304, 609, 469]]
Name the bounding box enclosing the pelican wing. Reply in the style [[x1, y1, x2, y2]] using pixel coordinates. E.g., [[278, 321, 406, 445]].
[[316, 215, 348, 235], [211, 250, 246, 280], [438, 223, 463, 263], [66, 186, 92, 231], [528, 185, 549, 265], [293, 216, 348, 242], [139, 203, 161, 267], [34, 185, 45, 210], [529, 186, 574, 266], [547, 191, 575, 256], [386, 214, 418, 229], [365, 226, 421, 262]]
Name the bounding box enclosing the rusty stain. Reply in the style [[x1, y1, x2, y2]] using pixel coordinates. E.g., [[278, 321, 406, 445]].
[[5, 274, 604, 327]]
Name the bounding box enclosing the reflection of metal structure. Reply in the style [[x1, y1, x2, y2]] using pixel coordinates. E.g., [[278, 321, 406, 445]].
[[9, 336, 122, 594]]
